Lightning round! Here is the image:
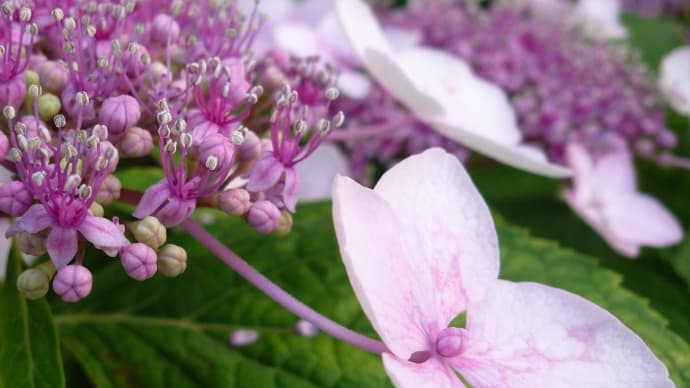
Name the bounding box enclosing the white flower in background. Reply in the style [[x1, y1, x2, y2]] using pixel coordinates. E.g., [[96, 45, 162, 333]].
[[296, 144, 349, 202], [660, 45, 690, 117], [335, 0, 571, 178]]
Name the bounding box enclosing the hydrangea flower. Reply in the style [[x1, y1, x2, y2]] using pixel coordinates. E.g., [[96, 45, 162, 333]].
[[335, 0, 571, 178], [333, 148, 672, 387], [563, 143, 683, 257]]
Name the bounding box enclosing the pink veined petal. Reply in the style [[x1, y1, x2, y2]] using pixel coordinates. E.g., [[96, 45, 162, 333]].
[[394, 47, 570, 178], [246, 153, 285, 193], [605, 192, 683, 248], [382, 353, 464, 388], [452, 280, 672, 388], [6, 204, 53, 237], [373, 148, 500, 327], [332, 175, 429, 360], [133, 179, 171, 219], [78, 215, 129, 249], [282, 167, 299, 212], [46, 227, 78, 269], [334, 0, 443, 118]]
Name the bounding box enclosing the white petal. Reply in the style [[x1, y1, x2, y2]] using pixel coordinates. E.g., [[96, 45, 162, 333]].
[[296, 144, 349, 202], [660, 45, 690, 116], [572, 0, 628, 41], [273, 23, 320, 58]]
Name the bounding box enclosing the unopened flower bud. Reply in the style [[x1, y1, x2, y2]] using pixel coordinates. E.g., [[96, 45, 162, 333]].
[[36, 93, 61, 122], [247, 200, 280, 234], [150, 14, 180, 44], [94, 175, 121, 205], [53, 265, 93, 302], [120, 243, 157, 281], [17, 263, 55, 300], [37, 61, 69, 93], [18, 232, 47, 256], [89, 202, 104, 217], [99, 95, 141, 134], [0, 181, 32, 216], [157, 244, 187, 277], [0, 75, 25, 108], [119, 126, 153, 158], [273, 210, 293, 237], [215, 189, 251, 216], [131, 216, 167, 248]]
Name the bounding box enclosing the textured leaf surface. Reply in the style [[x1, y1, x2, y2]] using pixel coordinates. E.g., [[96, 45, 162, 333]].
[[0, 249, 64, 388], [48, 202, 690, 387]]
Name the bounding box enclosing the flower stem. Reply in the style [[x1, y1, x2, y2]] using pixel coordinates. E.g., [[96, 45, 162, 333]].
[[328, 117, 415, 141], [179, 218, 388, 355]]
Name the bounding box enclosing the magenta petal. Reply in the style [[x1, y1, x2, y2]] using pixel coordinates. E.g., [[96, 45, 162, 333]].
[[246, 153, 285, 192], [155, 197, 196, 227], [133, 179, 171, 219], [6, 204, 53, 237], [47, 227, 78, 269], [453, 280, 673, 387], [78, 215, 129, 249], [283, 167, 299, 212]]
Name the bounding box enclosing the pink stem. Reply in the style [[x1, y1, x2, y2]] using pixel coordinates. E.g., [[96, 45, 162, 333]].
[[179, 218, 388, 355], [329, 118, 415, 141]]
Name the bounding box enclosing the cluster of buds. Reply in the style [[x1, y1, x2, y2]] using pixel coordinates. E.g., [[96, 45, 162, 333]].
[[0, 0, 344, 302]]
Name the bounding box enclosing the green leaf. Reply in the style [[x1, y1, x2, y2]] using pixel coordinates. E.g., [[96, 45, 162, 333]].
[[0, 248, 65, 388], [623, 14, 687, 73], [53, 205, 390, 388], [497, 221, 690, 385]]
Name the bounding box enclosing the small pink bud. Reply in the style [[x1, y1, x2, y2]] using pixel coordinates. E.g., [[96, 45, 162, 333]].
[[295, 320, 319, 338], [0, 73, 26, 108], [0, 181, 32, 216], [247, 200, 280, 234], [120, 127, 153, 158], [99, 95, 142, 135], [199, 133, 235, 172], [120, 243, 157, 281], [52, 265, 93, 302], [238, 129, 261, 161], [229, 329, 259, 347], [37, 60, 69, 93], [435, 327, 465, 358], [61, 86, 97, 122], [150, 14, 180, 44], [215, 189, 251, 216], [95, 175, 121, 205]]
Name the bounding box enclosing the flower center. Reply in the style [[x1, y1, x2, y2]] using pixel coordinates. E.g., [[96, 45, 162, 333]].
[[435, 327, 464, 358]]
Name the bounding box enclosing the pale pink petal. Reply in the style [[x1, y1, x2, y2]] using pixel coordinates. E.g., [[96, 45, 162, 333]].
[[283, 167, 299, 212], [6, 204, 53, 237], [47, 227, 78, 269], [273, 23, 320, 58], [383, 353, 464, 388], [605, 192, 683, 248], [395, 47, 570, 178], [296, 144, 349, 202], [246, 153, 285, 193], [332, 175, 429, 359], [659, 45, 690, 116], [453, 280, 672, 388], [590, 147, 636, 195], [78, 215, 129, 249], [334, 0, 443, 117], [133, 179, 171, 219], [373, 148, 499, 325], [336, 70, 372, 100]]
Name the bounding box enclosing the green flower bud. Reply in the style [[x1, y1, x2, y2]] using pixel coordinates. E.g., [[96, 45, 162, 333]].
[[157, 244, 187, 277], [16, 262, 56, 300], [131, 216, 166, 248], [17, 232, 47, 256], [90, 202, 104, 217], [25, 70, 40, 86], [37, 93, 61, 122], [273, 211, 293, 237]]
